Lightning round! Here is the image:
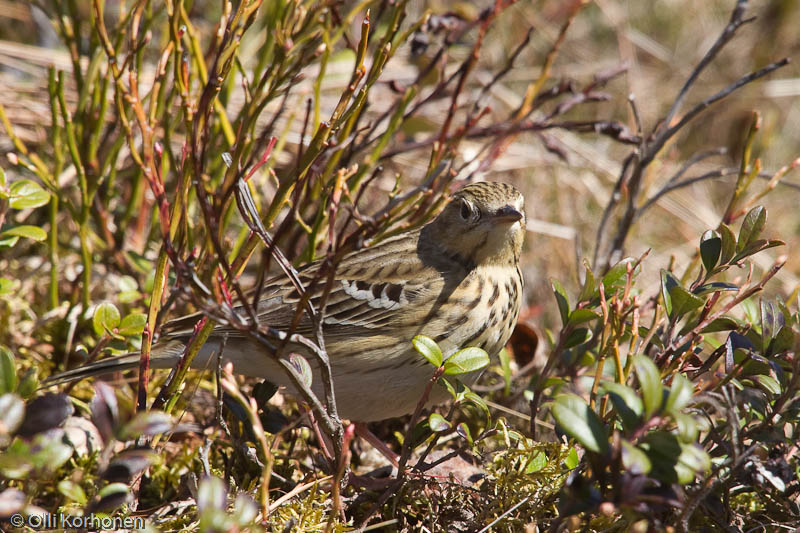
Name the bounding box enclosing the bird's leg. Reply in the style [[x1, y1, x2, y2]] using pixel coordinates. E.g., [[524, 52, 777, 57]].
[[354, 422, 400, 468]]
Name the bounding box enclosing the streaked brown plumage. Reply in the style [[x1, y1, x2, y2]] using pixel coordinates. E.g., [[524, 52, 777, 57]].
[[46, 182, 526, 422]]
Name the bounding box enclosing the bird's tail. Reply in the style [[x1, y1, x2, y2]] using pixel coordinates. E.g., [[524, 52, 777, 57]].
[[41, 339, 190, 388], [42, 353, 143, 387]]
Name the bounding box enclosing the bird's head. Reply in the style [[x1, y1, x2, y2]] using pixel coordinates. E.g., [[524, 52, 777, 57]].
[[422, 182, 526, 268]]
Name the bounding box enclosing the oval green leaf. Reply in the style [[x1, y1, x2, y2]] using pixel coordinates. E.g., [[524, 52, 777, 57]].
[[664, 373, 694, 414], [599, 382, 643, 432], [737, 205, 766, 251], [0, 225, 47, 242], [443, 347, 489, 375], [551, 393, 609, 455], [93, 302, 121, 336], [633, 355, 663, 418], [8, 179, 50, 209], [117, 313, 147, 337], [412, 335, 443, 368], [428, 413, 451, 433], [699, 230, 721, 273]]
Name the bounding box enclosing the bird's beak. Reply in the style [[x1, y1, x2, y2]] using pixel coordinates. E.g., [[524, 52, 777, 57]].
[[493, 205, 524, 223]]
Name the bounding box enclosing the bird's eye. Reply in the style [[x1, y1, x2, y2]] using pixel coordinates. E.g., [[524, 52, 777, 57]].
[[460, 200, 473, 221]]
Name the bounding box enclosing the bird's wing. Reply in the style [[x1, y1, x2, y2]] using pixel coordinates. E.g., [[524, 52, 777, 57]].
[[160, 229, 446, 342]]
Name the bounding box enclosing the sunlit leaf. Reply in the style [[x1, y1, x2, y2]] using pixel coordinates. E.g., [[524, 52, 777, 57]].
[[0, 225, 47, 242], [603, 257, 639, 296], [568, 308, 601, 326], [444, 347, 489, 375], [413, 335, 443, 367], [428, 413, 451, 433], [58, 480, 88, 504], [633, 355, 662, 418], [718, 223, 736, 265], [737, 205, 766, 251], [117, 313, 147, 337], [578, 261, 596, 303], [551, 394, 609, 455], [93, 302, 121, 336], [8, 179, 50, 209], [525, 450, 547, 473]]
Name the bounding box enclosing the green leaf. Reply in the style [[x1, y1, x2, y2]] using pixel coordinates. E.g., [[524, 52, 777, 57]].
[[737, 205, 766, 251], [0, 225, 47, 242], [700, 316, 740, 333], [463, 391, 490, 421], [639, 432, 710, 484], [0, 278, 13, 296], [673, 412, 699, 442], [58, 480, 88, 505], [660, 270, 673, 318], [761, 300, 777, 348], [525, 450, 547, 473], [0, 346, 17, 395], [692, 282, 738, 296], [551, 394, 609, 455], [661, 270, 703, 319], [428, 413, 451, 432], [672, 286, 704, 318], [8, 179, 50, 209], [578, 261, 596, 303], [93, 302, 121, 336], [498, 348, 512, 396], [730, 239, 784, 264], [551, 278, 570, 326], [699, 230, 721, 272], [753, 374, 781, 395], [456, 422, 473, 445], [563, 328, 592, 349], [602, 258, 637, 294], [621, 439, 651, 475], [413, 335, 443, 368], [0, 236, 19, 248], [664, 373, 693, 414], [564, 447, 580, 469], [95, 482, 132, 510], [633, 355, 662, 418], [718, 223, 736, 265], [439, 377, 457, 399], [568, 308, 601, 326], [117, 313, 147, 337], [769, 326, 794, 356], [443, 347, 489, 375], [599, 382, 643, 432]]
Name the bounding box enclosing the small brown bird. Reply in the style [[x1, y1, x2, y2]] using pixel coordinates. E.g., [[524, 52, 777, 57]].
[[47, 182, 526, 422]]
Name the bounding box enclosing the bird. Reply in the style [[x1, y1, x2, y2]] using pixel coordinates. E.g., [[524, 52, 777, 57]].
[[45, 181, 526, 422]]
